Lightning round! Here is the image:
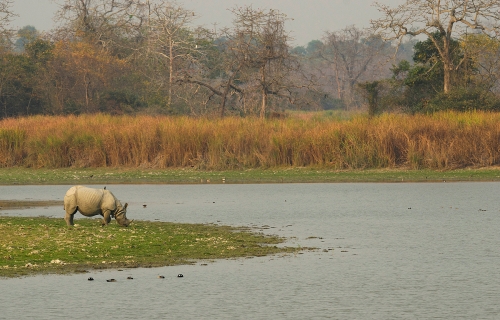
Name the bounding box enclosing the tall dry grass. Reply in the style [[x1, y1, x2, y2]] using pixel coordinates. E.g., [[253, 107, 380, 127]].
[[1, 111, 500, 170]]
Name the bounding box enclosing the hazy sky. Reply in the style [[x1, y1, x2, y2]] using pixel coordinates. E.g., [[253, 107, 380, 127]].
[[10, 0, 403, 46]]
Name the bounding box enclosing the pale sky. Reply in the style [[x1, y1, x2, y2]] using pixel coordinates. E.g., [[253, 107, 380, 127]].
[[10, 0, 403, 46]]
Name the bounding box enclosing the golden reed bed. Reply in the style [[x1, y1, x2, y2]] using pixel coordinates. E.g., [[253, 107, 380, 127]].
[[1, 111, 500, 170]]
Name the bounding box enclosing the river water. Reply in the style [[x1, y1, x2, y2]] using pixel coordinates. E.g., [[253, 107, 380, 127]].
[[1, 182, 500, 319]]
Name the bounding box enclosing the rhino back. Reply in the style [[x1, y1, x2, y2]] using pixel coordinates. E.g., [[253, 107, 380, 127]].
[[75, 187, 105, 214]]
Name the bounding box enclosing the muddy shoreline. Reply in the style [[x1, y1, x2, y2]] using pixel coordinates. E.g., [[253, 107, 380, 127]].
[[0, 200, 62, 210]]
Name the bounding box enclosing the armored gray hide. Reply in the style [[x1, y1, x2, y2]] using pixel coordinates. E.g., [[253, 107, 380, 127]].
[[64, 186, 130, 226]]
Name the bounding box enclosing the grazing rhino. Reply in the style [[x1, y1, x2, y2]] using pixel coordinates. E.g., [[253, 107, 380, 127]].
[[64, 186, 131, 227]]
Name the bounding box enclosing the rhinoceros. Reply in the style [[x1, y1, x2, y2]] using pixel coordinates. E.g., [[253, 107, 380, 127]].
[[64, 186, 131, 227]]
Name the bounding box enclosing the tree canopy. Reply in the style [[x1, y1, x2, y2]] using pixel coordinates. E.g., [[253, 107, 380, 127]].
[[0, 0, 499, 118], [371, 0, 500, 93]]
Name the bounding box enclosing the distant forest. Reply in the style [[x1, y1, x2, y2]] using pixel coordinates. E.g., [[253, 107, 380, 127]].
[[1, 0, 499, 118]]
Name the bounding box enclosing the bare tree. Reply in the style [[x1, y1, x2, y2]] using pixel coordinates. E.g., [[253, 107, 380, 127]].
[[143, 0, 197, 107], [0, 0, 16, 48], [54, 0, 141, 49], [176, 6, 307, 118], [371, 0, 500, 93], [229, 6, 297, 117], [176, 35, 245, 117], [320, 25, 390, 109]]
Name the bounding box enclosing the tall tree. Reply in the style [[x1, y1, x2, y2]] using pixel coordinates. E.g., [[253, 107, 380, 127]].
[[48, 40, 127, 113], [461, 33, 500, 92], [14, 25, 38, 52], [0, 0, 16, 49], [229, 6, 297, 118], [176, 32, 249, 117], [177, 6, 305, 117], [320, 26, 390, 109], [371, 0, 500, 93], [54, 0, 138, 48], [0, 54, 27, 117], [143, 0, 197, 108]]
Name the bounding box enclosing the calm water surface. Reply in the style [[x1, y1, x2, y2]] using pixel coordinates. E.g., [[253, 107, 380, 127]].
[[1, 183, 500, 319]]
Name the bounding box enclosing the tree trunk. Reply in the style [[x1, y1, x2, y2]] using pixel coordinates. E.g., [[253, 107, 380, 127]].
[[443, 63, 452, 94], [168, 37, 173, 107], [220, 87, 230, 118], [442, 37, 452, 94], [260, 66, 267, 118], [334, 65, 342, 100], [84, 73, 90, 112], [260, 90, 267, 118], [220, 74, 235, 118], [348, 81, 356, 109]]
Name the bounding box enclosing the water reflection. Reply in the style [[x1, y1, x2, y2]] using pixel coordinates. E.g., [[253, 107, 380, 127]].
[[1, 183, 500, 319]]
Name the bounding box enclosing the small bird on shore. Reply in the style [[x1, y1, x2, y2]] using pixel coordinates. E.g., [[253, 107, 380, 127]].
[[106, 279, 117, 282], [143, 204, 147, 208], [88, 277, 94, 281], [127, 276, 133, 280], [158, 275, 165, 279]]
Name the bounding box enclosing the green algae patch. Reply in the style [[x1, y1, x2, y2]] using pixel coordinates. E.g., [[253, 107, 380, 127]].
[[0, 217, 301, 278]]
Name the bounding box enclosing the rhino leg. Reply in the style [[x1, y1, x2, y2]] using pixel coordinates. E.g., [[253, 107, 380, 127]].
[[101, 209, 112, 226], [65, 206, 78, 226]]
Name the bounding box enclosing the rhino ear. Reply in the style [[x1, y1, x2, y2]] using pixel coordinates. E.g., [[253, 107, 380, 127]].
[[124, 203, 128, 209]]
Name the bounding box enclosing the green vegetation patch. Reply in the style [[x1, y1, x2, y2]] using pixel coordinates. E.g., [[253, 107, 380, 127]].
[[2, 167, 500, 185], [0, 217, 301, 278]]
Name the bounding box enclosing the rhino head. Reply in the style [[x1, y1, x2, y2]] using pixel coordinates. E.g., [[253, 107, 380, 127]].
[[115, 203, 132, 227]]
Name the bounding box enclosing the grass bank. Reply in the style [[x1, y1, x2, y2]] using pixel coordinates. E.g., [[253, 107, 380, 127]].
[[0, 216, 302, 278], [2, 111, 500, 170], [1, 167, 500, 185]]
